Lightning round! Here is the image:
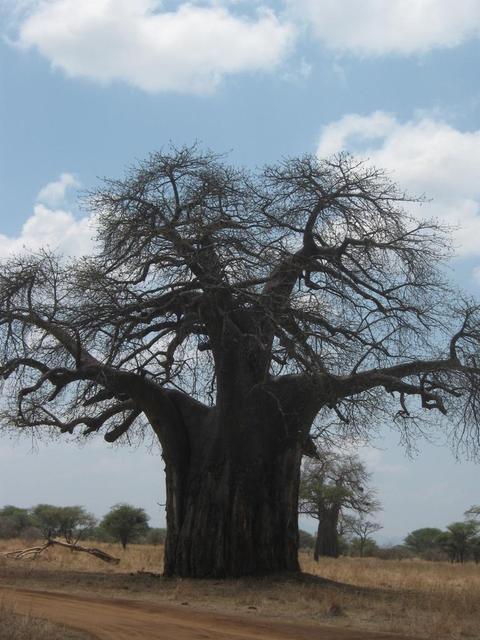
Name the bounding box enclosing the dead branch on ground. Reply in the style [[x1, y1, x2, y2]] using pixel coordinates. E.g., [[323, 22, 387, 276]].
[[1, 539, 120, 564]]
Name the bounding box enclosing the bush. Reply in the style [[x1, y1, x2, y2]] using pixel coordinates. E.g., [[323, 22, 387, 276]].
[[299, 529, 315, 550], [145, 527, 167, 545], [20, 526, 42, 542], [0, 506, 32, 539], [374, 545, 415, 560], [31, 504, 96, 543], [348, 537, 379, 558], [100, 504, 149, 549], [0, 516, 17, 539]]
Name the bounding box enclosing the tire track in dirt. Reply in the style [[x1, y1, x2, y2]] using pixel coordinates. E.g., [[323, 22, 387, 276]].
[[0, 586, 415, 640]]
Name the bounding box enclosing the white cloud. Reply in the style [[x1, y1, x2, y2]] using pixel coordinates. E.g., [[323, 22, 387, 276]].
[[7, 0, 480, 91], [338, 442, 407, 476], [289, 0, 480, 55], [356, 447, 407, 476], [37, 172, 80, 207], [0, 175, 94, 258], [15, 0, 294, 94], [317, 112, 480, 257]]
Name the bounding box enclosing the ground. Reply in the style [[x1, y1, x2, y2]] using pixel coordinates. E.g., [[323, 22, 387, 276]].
[[0, 540, 479, 639], [0, 598, 93, 640]]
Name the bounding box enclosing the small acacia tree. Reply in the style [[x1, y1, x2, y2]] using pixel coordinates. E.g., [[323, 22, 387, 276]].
[[31, 504, 96, 543], [100, 504, 149, 549], [299, 452, 379, 559], [58, 506, 97, 545], [343, 514, 382, 557], [404, 527, 444, 556], [2, 147, 480, 577], [439, 521, 479, 563], [0, 506, 32, 538], [32, 504, 64, 540]]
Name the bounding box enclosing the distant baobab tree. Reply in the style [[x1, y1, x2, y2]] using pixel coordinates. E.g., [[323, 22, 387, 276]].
[[299, 451, 380, 559]]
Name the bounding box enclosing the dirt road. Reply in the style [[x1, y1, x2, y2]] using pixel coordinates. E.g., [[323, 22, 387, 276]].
[[0, 586, 414, 640]]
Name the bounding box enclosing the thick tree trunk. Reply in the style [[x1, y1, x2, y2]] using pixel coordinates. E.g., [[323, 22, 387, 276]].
[[159, 375, 315, 577], [314, 508, 340, 560], [151, 334, 319, 578], [163, 436, 302, 577]]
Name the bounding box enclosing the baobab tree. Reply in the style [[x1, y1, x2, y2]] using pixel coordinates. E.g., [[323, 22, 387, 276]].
[[299, 452, 379, 559], [1, 147, 480, 577]]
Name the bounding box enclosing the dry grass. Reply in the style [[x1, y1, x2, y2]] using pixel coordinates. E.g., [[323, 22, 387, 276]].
[[1, 539, 480, 639], [0, 599, 92, 640], [0, 538, 163, 574], [302, 555, 480, 639]]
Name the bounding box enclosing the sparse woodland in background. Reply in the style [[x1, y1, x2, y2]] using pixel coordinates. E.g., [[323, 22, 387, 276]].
[[1, 499, 479, 563], [0, 503, 166, 549]]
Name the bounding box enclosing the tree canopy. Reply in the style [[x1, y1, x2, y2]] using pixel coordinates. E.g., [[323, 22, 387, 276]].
[[439, 521, 480, 563], [31, 504, 96, 542], [404, 527, 444, 555], [0, 505, 31, 539], [100, 504, 149, 549], [343, 514, 382, 557], [1, 148, 480, 449], [300, 452, 379, 518]]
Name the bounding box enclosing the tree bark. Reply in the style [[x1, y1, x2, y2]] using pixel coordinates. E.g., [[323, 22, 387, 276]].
[[164, 440, 302, 577], [159, 377, 315, 578], [314, 507, 340, 560]]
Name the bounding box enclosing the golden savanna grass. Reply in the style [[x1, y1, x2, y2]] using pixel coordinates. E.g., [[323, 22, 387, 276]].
[[1, 539, 480, 639]]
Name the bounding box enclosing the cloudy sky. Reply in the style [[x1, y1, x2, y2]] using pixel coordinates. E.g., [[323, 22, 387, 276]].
[[0, 0, 479, 541]]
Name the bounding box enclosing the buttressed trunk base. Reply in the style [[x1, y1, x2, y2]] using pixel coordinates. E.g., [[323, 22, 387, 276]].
[[162, 412, 304, 578]]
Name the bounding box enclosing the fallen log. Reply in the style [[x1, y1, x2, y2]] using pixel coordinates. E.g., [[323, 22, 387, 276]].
[[1, 539, 120, 564], [1, 542, 50, 560]]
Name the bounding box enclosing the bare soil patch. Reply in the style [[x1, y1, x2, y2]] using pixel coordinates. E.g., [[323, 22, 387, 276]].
[[0, 598, 92, 640], [0, 586, 414, 640]]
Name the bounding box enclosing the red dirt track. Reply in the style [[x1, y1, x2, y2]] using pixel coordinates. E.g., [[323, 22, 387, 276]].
[[0, 585, 415, 640]]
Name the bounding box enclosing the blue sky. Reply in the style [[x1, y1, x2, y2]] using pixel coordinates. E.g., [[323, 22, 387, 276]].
[[0, 0, 480, 541]]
